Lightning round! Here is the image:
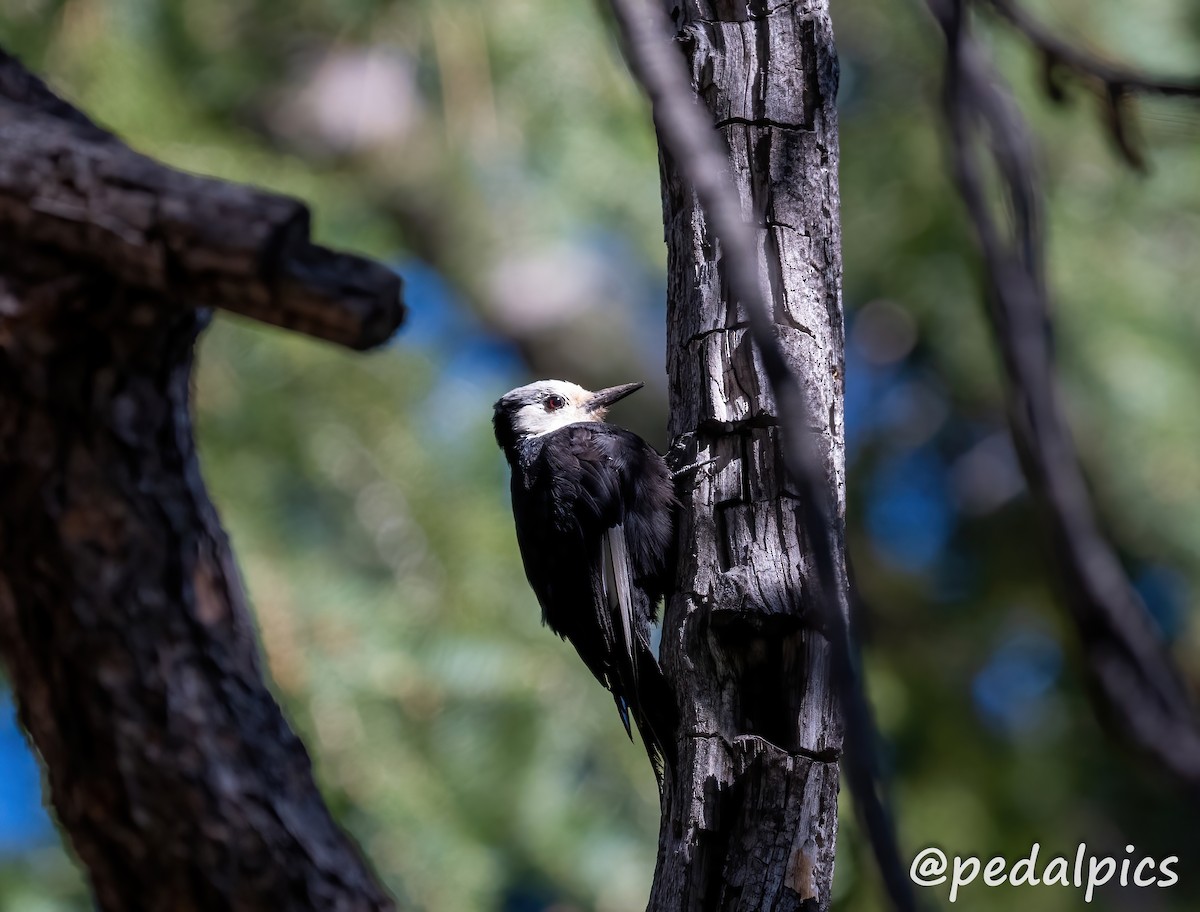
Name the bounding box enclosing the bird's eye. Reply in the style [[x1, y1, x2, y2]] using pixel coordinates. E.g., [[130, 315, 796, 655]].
[[544, 395, 566, 412]]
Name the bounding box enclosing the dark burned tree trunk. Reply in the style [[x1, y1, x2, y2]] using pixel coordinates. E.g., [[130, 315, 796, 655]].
[[652, 1, 845, 909], [0, 51, 401, 911]]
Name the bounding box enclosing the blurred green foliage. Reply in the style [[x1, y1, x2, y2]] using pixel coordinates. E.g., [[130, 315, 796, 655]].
[[2, 0, 1200, 910]]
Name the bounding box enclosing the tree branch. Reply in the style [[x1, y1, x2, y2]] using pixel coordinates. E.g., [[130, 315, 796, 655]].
[[608, 1, 914, 909], [0, 54, 403, 350], [927, 0, 1200, 786], [0, 48, 400, 910], [984, 0, 1200, 99], [979, 0, 1200, 168]]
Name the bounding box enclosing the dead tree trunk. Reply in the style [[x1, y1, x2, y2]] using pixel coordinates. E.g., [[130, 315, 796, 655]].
[[0, 50, 401, 911], [651, 1, 846, 909]]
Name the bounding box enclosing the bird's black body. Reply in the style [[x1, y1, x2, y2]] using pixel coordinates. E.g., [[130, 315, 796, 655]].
[[494, 381, 678, 777]]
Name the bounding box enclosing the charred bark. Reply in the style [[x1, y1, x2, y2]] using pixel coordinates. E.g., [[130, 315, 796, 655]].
[[0, 50, 401, 911], [649, 1, 847, 909]]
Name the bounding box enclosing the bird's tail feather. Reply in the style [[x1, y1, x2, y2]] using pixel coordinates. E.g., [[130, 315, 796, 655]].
[[614, 694, 633, 741], [626, 641, 678, 786]]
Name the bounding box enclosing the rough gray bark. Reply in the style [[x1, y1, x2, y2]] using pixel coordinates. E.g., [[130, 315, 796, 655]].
[[0, 50, 401, 911], [650, 1, 847, 909]]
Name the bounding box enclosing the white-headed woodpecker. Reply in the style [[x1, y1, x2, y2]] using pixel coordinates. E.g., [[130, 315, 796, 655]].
[[493, 379, 677, 778]]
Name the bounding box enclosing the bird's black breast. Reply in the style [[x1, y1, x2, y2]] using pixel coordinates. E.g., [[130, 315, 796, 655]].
[[508, 423, 675, 630]]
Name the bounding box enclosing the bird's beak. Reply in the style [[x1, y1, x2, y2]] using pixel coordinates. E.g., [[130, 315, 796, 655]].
[[584, 382, 644, 413]]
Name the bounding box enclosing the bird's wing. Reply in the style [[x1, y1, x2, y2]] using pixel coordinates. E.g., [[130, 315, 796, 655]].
[[534, 423, 677, 773], [603, 523, 638, 694], [544, 426, 645, 719]]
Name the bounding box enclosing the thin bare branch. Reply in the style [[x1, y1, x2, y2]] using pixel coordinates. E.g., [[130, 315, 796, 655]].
[[984, 0, 1200, 99], [979, 0, 1200, 168], [927, 0, 1200, 785]]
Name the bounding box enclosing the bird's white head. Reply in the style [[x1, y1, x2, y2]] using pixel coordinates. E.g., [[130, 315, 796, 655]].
[[493, 379, 643, 452]]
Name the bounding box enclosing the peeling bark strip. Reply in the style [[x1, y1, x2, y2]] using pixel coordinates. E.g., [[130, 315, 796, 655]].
[[653, 1, 846, 910], [0, 50, 401, 911]]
